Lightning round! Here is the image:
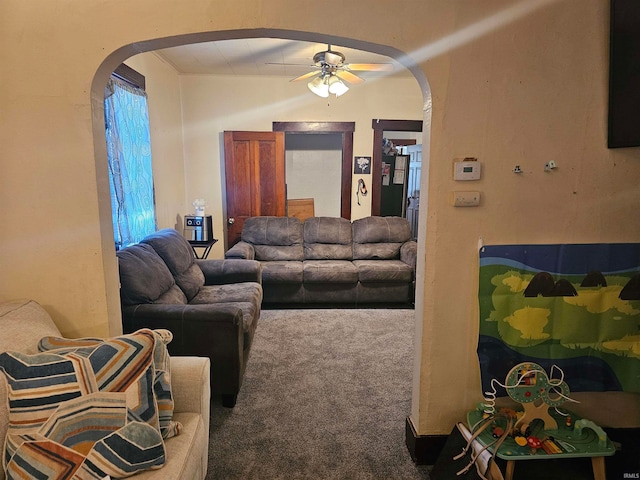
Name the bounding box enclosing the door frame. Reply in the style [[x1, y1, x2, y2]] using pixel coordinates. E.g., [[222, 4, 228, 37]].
[[371, 119, 423, 216], [273, 121, 355, 220]]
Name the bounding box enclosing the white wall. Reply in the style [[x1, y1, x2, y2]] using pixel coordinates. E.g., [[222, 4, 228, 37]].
[[286, 149, 342, 217]]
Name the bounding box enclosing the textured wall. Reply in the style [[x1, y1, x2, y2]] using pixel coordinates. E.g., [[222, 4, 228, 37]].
[[1, 0, 639, 436]]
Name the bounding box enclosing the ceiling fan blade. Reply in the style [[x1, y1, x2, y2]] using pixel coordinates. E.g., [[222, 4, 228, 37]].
[[290, 71, 320, 82], [345, 63, 394, 71], [336, 70, 364, 85]]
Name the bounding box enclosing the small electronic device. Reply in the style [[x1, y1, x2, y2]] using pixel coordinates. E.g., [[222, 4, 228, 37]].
[[184, 215, 213, 242], [453, 159, 482, 181]]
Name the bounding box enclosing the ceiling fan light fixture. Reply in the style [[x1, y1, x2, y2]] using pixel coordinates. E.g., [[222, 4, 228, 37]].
[[328, 75, 349, 97], [308, 75, 329, 97]]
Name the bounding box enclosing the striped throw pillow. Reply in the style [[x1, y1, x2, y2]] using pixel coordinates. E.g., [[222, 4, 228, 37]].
[[38, 329, 182, 440], [0, 329, 166, 479]]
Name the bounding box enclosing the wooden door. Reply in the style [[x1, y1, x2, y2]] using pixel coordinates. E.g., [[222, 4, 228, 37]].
[[223, 131, 286, 247]]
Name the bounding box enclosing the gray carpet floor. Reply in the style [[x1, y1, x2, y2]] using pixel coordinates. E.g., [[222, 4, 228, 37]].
[[206, 308, 431, 479]]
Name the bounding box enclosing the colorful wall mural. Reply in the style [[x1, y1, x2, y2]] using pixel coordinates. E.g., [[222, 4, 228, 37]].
[[478, 244, 640, 395]]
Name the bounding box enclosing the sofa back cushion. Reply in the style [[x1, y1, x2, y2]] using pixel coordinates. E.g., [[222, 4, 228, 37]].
[[117, 243, 187, 305], [352, 216, 412, 260], [0, 300, 62, 355], [0, 299, 63, 480], [303, 217, 353, 260], [141, 228, 205, 301], [242, 216, 304, 261]]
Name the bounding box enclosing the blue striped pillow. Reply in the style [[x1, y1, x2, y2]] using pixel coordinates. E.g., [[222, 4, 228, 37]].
[[0, 328, 165, 479], [38, 329, 182, 440]]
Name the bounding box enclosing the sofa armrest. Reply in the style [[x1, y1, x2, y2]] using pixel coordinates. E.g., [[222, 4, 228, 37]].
[[224, 241, 255, 260], [400, 240, 418, 273], [196, 258, 262, 285], [122, 303, 246, 397], [121, 303, 244, 357], [170, 356, 210, 419]]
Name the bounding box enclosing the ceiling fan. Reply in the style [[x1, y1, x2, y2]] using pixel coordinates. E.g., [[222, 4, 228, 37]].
[[281, 45, 394, 98]]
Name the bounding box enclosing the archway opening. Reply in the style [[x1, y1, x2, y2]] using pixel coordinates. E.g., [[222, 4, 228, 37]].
[[90, 27, 432, 435]]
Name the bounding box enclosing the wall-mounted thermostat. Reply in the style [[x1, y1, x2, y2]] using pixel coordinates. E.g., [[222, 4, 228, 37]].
[[453, 159, 482, 181]]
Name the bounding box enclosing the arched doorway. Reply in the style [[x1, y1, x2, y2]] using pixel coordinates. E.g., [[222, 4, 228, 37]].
[[91, 29, 432, 453]]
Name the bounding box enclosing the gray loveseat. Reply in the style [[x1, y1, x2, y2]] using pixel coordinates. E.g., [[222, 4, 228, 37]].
[[225, 216, 417, 306], [117, 228, 263, 407]]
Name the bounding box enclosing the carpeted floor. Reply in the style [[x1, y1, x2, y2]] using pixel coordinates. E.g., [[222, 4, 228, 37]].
[[206, 308, 430, 480]]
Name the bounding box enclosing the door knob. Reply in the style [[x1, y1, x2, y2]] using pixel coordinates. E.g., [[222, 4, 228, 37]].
[[228, 218, 235, 225]]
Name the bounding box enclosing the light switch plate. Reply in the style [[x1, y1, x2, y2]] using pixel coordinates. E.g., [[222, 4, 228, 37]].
[[452, 191, 481, 207]]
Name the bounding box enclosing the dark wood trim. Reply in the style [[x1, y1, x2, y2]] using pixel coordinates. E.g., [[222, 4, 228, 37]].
[[405, 417, 448, 465], [371, 119, 423, 216], [372, 128, 384, 217], [272, 121, 355, 133], [113, 63, 146, 90], [341, 131, 354, 219], [373, 120, 424, 132], [273, 121, 355, 220], [388, 139, 417, 147]]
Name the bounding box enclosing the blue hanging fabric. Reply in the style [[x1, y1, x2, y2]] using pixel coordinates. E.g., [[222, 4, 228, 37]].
[[104, 77, 157, 249]]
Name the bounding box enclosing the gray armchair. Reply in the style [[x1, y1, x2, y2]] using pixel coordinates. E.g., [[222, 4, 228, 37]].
[[117, 229, 262, 407]]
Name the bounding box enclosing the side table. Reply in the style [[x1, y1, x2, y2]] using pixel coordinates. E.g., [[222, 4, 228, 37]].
[[188, 239, 217, 259], [467, 408, 616, 480]]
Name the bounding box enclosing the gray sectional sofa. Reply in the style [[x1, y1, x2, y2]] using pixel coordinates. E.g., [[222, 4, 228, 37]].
[[225, 216, 417, 306], [116, 228, 263, 407]]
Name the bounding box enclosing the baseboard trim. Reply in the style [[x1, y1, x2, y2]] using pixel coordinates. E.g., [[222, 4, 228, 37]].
[[405, 417, 448, 465]]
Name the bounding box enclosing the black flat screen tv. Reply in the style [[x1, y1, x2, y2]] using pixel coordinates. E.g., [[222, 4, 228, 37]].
[[608, 0, 640, 148]]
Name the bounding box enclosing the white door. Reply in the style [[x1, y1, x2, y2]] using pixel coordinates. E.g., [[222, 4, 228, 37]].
[[406, 145, 422, 240]]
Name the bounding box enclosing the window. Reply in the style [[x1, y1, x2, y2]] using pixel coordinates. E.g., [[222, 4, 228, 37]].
[[104, 66, 156, 249]]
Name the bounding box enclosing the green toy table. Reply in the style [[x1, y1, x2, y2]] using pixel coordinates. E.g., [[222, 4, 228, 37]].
[[467, 408, 616, 480]]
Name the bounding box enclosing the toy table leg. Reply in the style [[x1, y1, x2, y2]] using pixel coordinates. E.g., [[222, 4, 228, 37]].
[[505, 458, 605, 480], [505, 460, 515, 480], [591, 457, 606, 480]]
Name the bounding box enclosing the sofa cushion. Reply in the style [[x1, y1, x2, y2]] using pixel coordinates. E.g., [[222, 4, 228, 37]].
[[303, 260, 359, 283], [0, 329, 165, 479], [142, 229, 205, 301], [353, 259, 414, 283], [242, 216, 304, 261], [133, 412, 207, 480], [117, 243, 188, 305], [260, 261, 304, 284], [352, 216, 412, 260], [38, 329, 182, 440], [0, 300, 61, 355], [0, 300, 62, 480], [303, 217, 353, 260]]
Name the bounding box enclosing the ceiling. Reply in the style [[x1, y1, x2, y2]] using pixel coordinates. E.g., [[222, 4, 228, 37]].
[[153, 38, 410, 79]]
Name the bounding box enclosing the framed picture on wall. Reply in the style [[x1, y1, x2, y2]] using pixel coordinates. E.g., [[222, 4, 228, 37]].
[[354, 156, 371, 174]]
